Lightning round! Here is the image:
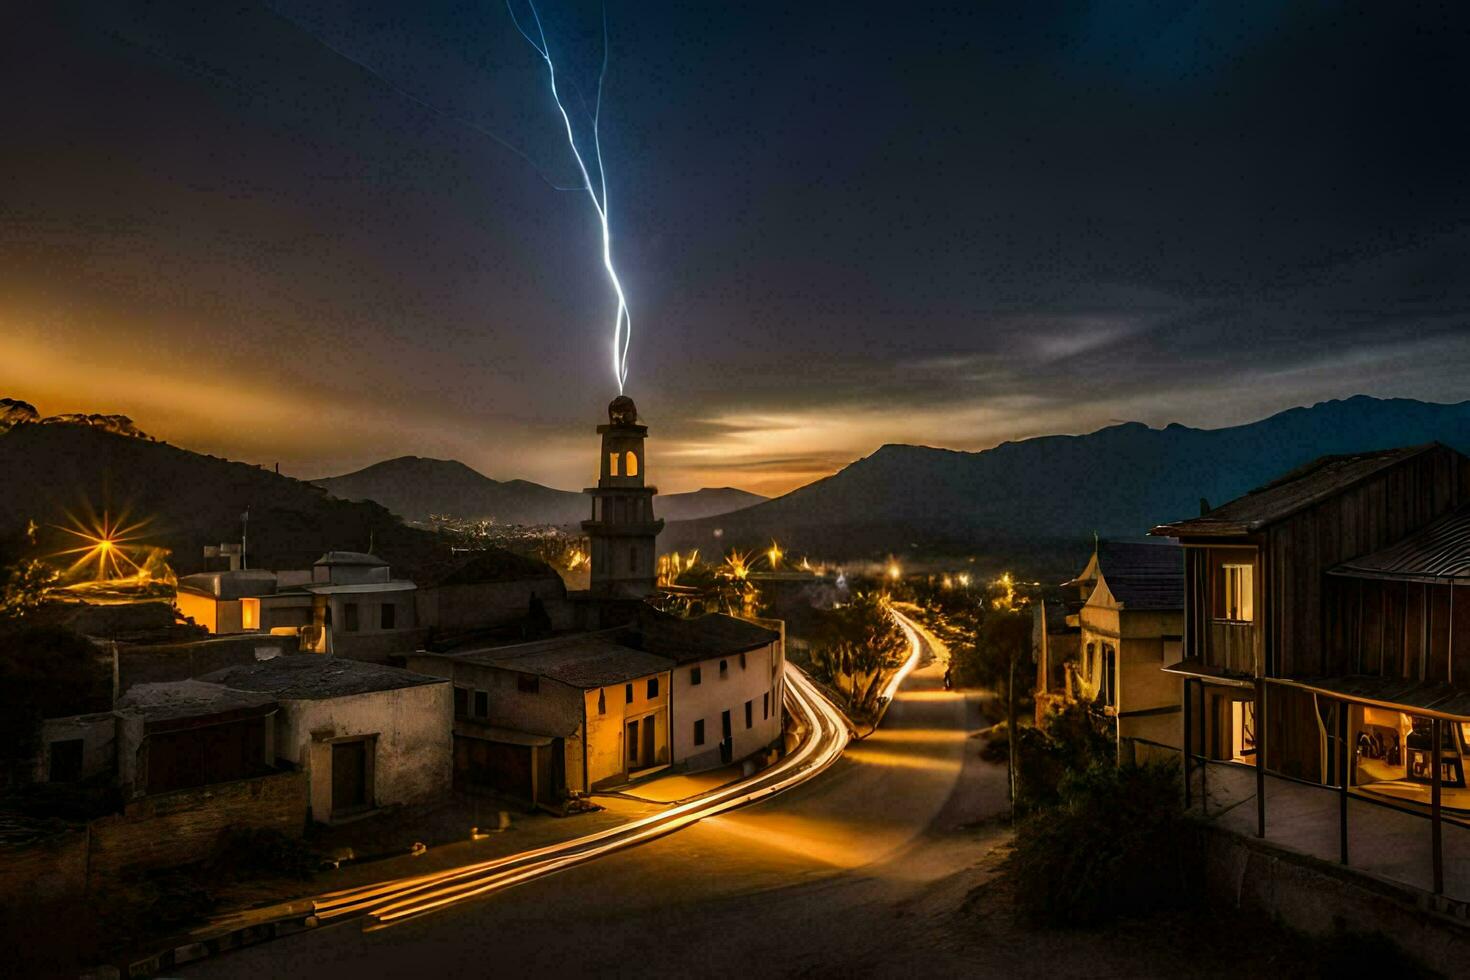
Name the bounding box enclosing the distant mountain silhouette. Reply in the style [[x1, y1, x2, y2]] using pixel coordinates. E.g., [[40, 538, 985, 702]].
[[0, 423, 445, 578], [660, 397, 1470, 567], [313, 456, 765, 525]]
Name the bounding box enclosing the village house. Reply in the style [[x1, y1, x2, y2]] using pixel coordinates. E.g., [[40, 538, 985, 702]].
[[175, 551, 423, 659], [635, 608, 785, 772], [199, 657, 452, 822], [1063, 540, 1184, 758], [1153, 442, 1470, 886], [406, 634, 672, 805]]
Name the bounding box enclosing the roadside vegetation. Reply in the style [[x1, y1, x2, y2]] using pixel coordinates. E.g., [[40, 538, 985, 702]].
[[806, 591, 908, 718]]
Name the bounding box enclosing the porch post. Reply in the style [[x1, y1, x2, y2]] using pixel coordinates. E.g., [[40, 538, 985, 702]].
[[1183, 677, 1193, 808], [1432, 717, 1444, 895], [1198, 681, 1208, 814], [1255, 678, 1266, 839], [1337, 699, 1348, 865]]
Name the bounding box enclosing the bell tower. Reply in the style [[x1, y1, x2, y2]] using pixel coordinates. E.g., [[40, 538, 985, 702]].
[[584, 395, 663, 597]]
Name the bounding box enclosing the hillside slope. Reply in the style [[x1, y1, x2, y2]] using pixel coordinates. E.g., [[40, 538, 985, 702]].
[[660, 396, 1470, 561], [0, 424, 445, 577]]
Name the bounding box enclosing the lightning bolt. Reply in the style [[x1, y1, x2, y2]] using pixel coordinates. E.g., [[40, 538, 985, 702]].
[[508, 0, 631, 393]]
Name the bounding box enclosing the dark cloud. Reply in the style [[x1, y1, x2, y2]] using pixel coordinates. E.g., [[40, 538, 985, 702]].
[[2, 1, 1467, 492]]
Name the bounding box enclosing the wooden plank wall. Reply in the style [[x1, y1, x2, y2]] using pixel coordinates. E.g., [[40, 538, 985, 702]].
[[1268, 446, 1466, 678]]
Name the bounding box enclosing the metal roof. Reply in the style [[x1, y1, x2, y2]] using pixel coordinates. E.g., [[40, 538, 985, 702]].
[[1330, 502, 1470, 584], [1087, 541, 1183, 610], [1152, 444, 1439, 538]]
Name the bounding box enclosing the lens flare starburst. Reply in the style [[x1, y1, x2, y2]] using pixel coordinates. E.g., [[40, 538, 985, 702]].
[[52, 509, 151, 583]]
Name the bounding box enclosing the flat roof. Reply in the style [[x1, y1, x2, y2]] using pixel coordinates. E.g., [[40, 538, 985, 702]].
[[116, 679, 279, 725], [199, 656, 445, 699]]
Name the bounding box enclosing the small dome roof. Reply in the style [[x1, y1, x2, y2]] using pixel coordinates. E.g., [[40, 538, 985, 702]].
[[608, 395, 638, 426]]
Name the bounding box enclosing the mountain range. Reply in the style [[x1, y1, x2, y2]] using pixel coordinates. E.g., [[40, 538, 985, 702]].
[[658, 396, 1470, 569], [312, 457, 766, 525]]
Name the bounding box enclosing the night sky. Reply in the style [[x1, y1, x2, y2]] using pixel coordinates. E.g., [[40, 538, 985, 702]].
[[3, 2, 1468, 496]]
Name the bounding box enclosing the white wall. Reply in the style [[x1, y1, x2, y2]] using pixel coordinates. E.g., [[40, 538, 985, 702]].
[[669, 641, 783, 772], [274, 682, 452, 822]]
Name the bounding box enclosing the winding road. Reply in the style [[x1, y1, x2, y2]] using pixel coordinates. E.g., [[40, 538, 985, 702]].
[[190, 611, 1010, 977]]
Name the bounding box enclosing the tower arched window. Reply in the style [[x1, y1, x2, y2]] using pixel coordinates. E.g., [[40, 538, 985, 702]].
[[625, 451, 639, 477], [608, 452, 620, 477]]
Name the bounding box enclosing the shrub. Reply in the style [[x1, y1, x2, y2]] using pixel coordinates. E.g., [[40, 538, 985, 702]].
[[1011, 759, 1189, 927]]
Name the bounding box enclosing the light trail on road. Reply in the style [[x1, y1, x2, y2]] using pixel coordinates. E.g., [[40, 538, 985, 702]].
[[306, 661, 854, 928], [883, 610, 927, 704]]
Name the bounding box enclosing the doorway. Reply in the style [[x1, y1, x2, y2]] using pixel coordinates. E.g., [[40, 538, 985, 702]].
[[331, 739, 372, 816]]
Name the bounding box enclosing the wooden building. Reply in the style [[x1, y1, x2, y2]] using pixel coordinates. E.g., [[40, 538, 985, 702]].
[[1153, 443, 1470, 886]]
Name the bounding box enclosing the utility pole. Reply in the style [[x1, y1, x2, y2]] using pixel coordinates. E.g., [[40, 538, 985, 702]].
[[1008, 645, 1019, 821]]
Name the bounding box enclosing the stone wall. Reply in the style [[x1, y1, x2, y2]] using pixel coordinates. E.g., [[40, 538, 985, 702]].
[[87, 769, 307, 881]]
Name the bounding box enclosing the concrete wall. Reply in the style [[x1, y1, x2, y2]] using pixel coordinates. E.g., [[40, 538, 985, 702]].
[[33, 712, 116, 783], [273, 682, 452, 823], [408, 656, 586, 744], [87, 769, 307, 881], [582, 671, 671, 788], [416, 577, 574, 633], [670, 640, 783, 772], [1198, 824, 1470, 976]]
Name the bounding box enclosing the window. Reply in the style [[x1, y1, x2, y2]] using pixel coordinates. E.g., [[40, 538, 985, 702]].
[[453, 687, 469, 717], [474, 690, 488, 718], [48, 739, 83, 782], [647, 677, 659, 699], [1231, 699, 1257, 762], [739, 652, 747, 670], [763, 692, 770, 720], [598, 689, 607, 715], [693, 719, 705, 746], [625, 683, 634, 704], [745, 700, 753, 729], [380, 602, 396, 630], [1221, 564, 1254, 622], [240, 597, 259, 631], [625, 451, 638, 477], [608, 452, 620, 477], [343, 602, 359, 632], [518, 673, 540, 694], [691, 666, 702, 686], [719, 659, 728, 678]]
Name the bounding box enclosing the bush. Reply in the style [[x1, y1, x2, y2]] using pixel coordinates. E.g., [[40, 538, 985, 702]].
[[1011, 759, 1189, 927], [982, 702, 1115, 813]]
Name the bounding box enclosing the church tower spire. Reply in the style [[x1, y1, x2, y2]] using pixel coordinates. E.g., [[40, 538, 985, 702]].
[[584, 395, 663, 597]]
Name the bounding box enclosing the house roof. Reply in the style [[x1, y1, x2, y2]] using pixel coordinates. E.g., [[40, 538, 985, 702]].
[[633, 608, 780, 665], [1271, 675, 1470, 723], [314, 551, 387, 567], [1152, 445, 1439, 538], [1090, 541, 1183, 610], [445, 634, 672, 689], [199, 656, 445, 699], [116, 679, 278, 727], [1329, 502, 1470, 584]]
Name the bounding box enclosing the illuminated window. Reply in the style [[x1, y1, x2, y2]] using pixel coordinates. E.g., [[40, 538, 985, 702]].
[[608, 452, 620, 477], [1220, 564, 1254, 622], [241, 597, 259, 631], [1231, 699, 1257, 762], [625, 451, 638, 477]]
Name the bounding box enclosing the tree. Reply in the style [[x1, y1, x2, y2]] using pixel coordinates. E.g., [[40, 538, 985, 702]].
[[0, 559, 60, 622], [809, 592, 908, 715]]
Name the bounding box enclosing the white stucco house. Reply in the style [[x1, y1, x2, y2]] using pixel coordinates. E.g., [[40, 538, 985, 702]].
[[200, 656, 452, 822]]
